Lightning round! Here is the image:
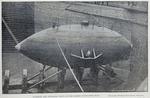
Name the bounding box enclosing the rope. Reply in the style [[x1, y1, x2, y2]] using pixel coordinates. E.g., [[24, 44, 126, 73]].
[[2, 17, 19, 44], [56, 38, 84, 92]]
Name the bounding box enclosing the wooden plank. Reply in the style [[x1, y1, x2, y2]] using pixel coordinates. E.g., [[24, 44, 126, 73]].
[[22, 69, 28, 93], [3, 70, 10, 94]]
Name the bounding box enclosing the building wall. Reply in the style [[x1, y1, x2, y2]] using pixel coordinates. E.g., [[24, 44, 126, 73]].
[[2, 2, 35, 52]]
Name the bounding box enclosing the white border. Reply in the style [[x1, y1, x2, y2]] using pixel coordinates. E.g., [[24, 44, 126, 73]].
[[0, 0, 149, 98]]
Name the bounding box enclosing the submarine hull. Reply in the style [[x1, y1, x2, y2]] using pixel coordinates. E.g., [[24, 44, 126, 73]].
[[15, 24, 132, 68]]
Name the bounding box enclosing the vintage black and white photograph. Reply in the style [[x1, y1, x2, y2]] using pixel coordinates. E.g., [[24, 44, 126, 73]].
[[2, 1, 148, 94]]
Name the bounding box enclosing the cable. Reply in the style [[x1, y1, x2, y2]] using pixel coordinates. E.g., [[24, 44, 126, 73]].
[[56, 38, 84, 92], [2, 17, 19, 44]]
